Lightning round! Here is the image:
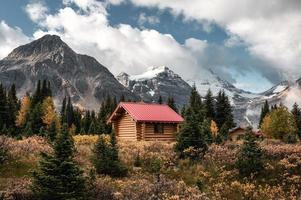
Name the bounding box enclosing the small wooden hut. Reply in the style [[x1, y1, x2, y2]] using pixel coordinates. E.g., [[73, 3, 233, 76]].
[[107, 102, 184, 141]]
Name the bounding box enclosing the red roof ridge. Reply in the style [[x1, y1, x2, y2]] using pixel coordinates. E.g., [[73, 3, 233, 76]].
[[108, 102, 184, 123]]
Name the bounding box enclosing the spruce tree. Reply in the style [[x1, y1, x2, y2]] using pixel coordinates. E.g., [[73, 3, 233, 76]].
[[189, 85, 204, 123], [215, 90, 235, 129], [174, 108, 208, 159], [93, 130, 127, 177], [291, 103, 301, 138], [0, 84, 7, 130], [235, 127, 264, 177], [167, 96, 178, 113], [47, 122, 57, 142], [31, 124, 87, 199], [204, 89, 215, 120], [66, 97, 74, 127], [258, 100, 270, 128], [60, 96, 67, 125]]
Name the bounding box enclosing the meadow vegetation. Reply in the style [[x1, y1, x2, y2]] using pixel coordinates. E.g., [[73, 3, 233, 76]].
[[1, 135, 301, 199]]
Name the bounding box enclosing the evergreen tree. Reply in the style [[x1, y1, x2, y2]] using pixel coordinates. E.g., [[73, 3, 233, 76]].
[[235, 127, 264, 177], [291, 103, 301, 138], [47, 121, 57, 142], [0, 84, 7, 130], [167, 96, 178, 113], [215, 123, 229, 144], [66, 97, 74, 127], [93, 130, 128, 177], [258, 100, 270, 128], [88, 121, 96, 134], [180, 105, 186, 118], [189, 85, 204, 123], [31, 124, 87, 199], [174, 108, 208, 159], [215, 90, 235, 129], [120, 94, 125, 102], [7, 84, 19, 133], [30, 103, 44, 134], [157, 95, 163, 104], [204, 89, 215, 120], [31, 80, 41, 108], [60, 96, 67, 125]]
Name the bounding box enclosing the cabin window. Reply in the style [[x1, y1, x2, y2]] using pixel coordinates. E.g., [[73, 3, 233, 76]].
[[154, 123, 164, 134]]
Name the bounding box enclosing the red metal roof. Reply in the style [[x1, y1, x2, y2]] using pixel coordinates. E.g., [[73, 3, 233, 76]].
[[109, 102, 184, 123]]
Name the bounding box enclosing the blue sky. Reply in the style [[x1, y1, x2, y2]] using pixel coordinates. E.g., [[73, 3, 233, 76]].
[[1, 0, 301, 93]]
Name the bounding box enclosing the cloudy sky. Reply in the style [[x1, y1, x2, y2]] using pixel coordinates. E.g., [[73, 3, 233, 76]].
[[1, 0, 301, 93]]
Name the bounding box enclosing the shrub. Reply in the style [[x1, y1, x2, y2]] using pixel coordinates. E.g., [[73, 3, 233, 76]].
[[0, 136, 9, 165], [235, 128, 264, 177], [93, 131, 128, 177]]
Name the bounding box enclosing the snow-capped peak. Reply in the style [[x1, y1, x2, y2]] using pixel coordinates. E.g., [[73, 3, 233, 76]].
[[130, 66, 171, 81]]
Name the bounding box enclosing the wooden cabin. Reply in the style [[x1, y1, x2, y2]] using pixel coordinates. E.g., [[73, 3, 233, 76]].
[[228, 127, 262, 141], [107, 102, 184, 141]]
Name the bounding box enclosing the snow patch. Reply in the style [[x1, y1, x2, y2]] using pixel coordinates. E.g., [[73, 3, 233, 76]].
[[273, 85, 287, 93], [130, 66, 167, 81]]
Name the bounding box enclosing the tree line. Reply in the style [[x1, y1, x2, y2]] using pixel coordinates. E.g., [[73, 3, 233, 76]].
[[258, 100, 301, 143]]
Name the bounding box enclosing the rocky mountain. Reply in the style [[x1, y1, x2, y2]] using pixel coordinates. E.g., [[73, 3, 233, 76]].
[[0, 34, 137, 109], [118, 66, 301, 127], [117, 66, 192, 107]]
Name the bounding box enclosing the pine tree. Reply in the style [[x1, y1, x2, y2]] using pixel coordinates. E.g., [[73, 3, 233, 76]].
[[93, 131, 128, 177], [30, 102, 44, 134], [167, 96, 178, 113], [0, 84, 7, 130], [31, 80, 41, 108], [88, 121, 96, 134], [120, 94, 125, 102], [258, 100, 270, 128], [291, 103, 301, 138], [31, 124, 87, 199], [215, 123, 229, 144], [60, 96, 67, 125], [215, 90, 235, 129], [47, 121, 57, 141], [204, 89, 215, 120], [189, 85, 204, 123], [157, 95, 163, 104], [66, 97, 74, 127], [174, 108, 208, 159], [235, 127, 264, 177], [7, 84, 19, 132]]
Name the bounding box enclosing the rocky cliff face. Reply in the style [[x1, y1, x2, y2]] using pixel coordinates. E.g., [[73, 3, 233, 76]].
[[0, 34, 137, 109], [117, 66, 192, 107]]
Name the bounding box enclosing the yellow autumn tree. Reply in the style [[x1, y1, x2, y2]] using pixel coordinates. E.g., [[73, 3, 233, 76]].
[[42, 97, 59, 129], [210, 120, 219, 137], [261, 106, 297, 140], [15, 95, 31, 127]]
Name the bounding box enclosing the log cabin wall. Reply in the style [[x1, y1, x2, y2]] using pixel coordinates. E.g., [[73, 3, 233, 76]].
[[143, 123, 178, 141], [115, 112, 137, 140]]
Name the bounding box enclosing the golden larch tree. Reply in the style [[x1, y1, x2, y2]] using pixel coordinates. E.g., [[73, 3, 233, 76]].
[[15, 95, 31, 127], [42, 97, 59, 129], [210, 120, 219, 137]]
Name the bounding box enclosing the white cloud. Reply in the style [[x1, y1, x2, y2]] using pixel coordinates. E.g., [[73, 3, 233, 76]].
[[129, 0, 301, 80], [26, 0, 207, 80], [25, 1, 48, 23], [138, 13, 160, 26], [0, 21, 29, 59]]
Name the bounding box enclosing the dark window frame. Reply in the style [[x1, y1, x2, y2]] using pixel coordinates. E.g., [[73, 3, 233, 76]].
[[154, 123, 164, 134]]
